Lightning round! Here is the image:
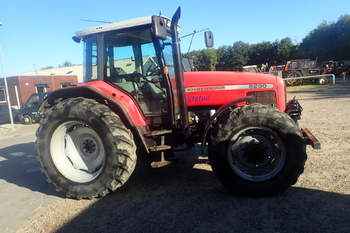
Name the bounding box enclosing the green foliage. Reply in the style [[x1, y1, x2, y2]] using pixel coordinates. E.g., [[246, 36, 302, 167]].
[[59, 61, 73, 67], [187, 49, 217, 71], [216, 45, 234, 69], [248, 41, 274, 65], [231, 41, 250, 66], [301, 15, 350, 61], [186, 37, 299, 71], [185, 14, 350, 71]]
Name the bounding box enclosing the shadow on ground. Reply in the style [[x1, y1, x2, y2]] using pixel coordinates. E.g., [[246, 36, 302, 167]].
[[55, 148, 350, 233], [288, 79, 350, 100], [0, 142, 62, 197]]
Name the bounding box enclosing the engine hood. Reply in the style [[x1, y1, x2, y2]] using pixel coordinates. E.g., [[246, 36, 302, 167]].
[[184, 71, 277, 88], [183, 71, 285, 111]]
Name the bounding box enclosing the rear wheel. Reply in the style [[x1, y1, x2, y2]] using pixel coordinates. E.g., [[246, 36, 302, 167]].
[[36, 97, 137, 199], [208, 104, 307, 196], [285, 71, 302, 86]]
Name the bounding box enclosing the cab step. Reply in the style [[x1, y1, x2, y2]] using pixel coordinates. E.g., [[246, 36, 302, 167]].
[[144, 130, 172, 137], [148, 145, 172, 152]]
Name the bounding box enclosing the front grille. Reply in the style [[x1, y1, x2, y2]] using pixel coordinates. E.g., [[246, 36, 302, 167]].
[[247, 91, 276, 106]]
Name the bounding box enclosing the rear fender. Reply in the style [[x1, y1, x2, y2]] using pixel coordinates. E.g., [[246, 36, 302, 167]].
[[38, 86, 151, 153], [201, 96, 253, 147]]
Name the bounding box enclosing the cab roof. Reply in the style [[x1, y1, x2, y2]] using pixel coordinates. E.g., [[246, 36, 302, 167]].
[[75, 15, 171, 39], [75, 16, 152, 38]]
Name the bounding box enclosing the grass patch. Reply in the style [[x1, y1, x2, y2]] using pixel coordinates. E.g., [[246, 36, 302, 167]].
[[287, 84, 332, 90]]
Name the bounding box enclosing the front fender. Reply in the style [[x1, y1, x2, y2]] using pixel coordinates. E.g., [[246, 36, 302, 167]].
[[201, 96, 253, 147]]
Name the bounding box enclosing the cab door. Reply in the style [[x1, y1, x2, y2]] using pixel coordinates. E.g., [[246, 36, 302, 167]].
[[104, 33, 169, 118], [160, 39, 181, 127]]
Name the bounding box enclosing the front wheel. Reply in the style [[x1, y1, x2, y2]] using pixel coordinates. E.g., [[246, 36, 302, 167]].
[[36, 97, 137, 199], [22, 115, 32, 124], [208, 104, 307, 196]]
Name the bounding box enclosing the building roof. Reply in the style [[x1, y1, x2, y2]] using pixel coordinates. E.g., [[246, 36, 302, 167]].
[[18, 65, 83, 82], [16, 57, 157, 82]]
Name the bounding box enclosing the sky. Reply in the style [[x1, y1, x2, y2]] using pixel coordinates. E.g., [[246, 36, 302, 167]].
[[0, 0, 350, 76]]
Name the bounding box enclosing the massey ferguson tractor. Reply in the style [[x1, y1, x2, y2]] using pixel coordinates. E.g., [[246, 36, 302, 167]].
[[36, 7, 320, 199]]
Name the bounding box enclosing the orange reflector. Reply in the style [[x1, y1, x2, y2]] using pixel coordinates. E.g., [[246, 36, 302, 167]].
[[163, 66, 169, 75]]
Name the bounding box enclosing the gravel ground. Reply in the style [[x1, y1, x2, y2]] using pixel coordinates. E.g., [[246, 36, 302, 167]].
[[0, 123, 38, 138], [17, 81, 350, 233]]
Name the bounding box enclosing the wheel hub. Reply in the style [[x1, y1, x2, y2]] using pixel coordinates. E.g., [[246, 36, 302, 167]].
[[81, 138, 97, 154], [70, 131, 100, 160], [228, 127, 286, 182], [240, 137, 268, 165]]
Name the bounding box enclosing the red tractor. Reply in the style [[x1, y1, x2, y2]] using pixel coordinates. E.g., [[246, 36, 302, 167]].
[[36, 8, 320, 199], [321, 60, 348, 76], [282, 59, 325, 85]]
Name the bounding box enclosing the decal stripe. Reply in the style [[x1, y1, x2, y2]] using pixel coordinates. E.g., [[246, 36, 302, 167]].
[[185, 84, 274, 92]]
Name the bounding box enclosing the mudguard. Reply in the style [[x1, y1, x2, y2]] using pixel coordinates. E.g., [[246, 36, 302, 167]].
[[201, 96, 253, 147], [38, 84, 150, 152]]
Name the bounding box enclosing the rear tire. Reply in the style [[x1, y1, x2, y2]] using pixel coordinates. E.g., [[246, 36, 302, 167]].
[[36, 97, 137, 199], [285, 71, 302, 86], [208, 104, 307, 196]]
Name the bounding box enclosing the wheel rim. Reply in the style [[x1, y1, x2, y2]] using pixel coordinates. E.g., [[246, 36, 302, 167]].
[[286, 79, 296, 86], [50, 121, 106, 183], [24, 116, 30, 123], [227, 127, 286, 182], [286, 73, 300, 86]]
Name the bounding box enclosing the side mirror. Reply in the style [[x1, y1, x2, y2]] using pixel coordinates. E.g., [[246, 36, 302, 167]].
[[152, 16, 168, 40], [204, 31, 214, 48], [72, 36, 81, 43]]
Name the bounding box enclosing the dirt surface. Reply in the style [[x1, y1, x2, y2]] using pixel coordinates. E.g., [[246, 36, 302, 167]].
[[0, 123, 38, 138], [17, 81, 350, 233]]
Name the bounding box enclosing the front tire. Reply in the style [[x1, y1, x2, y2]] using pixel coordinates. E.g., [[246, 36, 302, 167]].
[[208, 104, 307, 196], [36, 97, 137, 199], [22, 115, 32, 124]]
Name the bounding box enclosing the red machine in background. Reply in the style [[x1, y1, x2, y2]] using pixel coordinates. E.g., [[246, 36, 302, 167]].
[[320, 60, 348, 76], [281, 59, 326, 85]]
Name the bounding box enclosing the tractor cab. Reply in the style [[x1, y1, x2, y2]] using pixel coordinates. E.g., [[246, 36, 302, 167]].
[[73, 10, 213, 132], [78, 17, 172, 117]]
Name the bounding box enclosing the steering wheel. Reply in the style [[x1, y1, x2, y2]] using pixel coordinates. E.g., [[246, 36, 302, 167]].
[[123, 72, 143, 82], [145, 65, 161, 77]]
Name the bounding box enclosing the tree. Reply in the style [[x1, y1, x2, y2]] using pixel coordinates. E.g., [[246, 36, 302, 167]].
[[249, 41, 274, 65], [231, 41, 250, 66], [275, 37, 296, 63], [187, 49, 218, 71], [184, 14, 350, 71], [216, 45, 234, 70], [300, 15, 350, 61], [59, 61, 73, 67], [201, 49, 218, 71]]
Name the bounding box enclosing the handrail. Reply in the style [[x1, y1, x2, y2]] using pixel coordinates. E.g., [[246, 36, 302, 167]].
[[284, 74, 336, 85]]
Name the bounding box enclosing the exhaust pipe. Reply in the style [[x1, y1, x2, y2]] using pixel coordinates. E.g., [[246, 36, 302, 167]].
[[171, 7, 189, 130]]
